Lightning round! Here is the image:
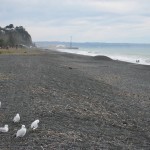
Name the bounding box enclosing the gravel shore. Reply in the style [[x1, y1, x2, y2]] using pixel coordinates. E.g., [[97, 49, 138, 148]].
[[0, 49, 150, 150]]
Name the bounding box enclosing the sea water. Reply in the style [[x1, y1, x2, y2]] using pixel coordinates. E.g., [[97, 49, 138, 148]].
[[36, 42, 150, 65]]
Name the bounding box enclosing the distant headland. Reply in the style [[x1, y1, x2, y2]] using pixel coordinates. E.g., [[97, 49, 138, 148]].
[[0, 24, 34, 48]]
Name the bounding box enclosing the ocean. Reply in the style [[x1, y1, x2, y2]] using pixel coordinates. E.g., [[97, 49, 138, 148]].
[[36, 42, 150, 65]]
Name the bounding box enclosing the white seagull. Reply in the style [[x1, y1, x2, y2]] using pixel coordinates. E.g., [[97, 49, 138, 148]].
[[13, 113, 20, 123], [16, 125, 26, 137], [0, 125, 9, 132], [31, 119, 40, 130]]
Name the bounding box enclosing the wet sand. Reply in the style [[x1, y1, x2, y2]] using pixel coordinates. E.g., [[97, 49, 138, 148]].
[[0, 49, 150, 149]]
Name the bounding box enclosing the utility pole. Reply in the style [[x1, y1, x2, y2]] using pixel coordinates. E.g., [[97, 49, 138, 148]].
[[70, 36, 72, 48]]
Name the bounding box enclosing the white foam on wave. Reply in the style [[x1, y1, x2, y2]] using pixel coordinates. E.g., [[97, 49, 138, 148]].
[[56, 48, 96, 56], [110, 55, 150, 65]]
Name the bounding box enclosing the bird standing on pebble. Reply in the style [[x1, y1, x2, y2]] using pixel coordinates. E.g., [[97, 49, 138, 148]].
[[0, 125, 9, 132], [16, 125, 26, 137], [13, 113, 20, 123], [31, 119, 40, 130]]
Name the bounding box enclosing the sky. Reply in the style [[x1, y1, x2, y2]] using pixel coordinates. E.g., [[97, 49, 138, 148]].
[[0, 0, 150, 43]]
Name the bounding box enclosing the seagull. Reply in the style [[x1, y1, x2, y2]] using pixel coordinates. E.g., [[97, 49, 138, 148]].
[[16, 125, 26, 137], [31, 119, 39, 130], [13, 113, 20, 123], [0, 125, 9, 132]]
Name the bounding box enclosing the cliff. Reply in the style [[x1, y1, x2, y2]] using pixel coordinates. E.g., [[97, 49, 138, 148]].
[[0, 24, 33, 47]]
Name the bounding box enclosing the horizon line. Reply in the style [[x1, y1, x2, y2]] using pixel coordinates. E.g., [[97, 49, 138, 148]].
[[34, 41, 150, 45]]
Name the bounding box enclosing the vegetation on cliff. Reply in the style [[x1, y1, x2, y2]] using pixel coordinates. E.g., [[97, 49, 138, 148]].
[[0, 24, 33, 47]]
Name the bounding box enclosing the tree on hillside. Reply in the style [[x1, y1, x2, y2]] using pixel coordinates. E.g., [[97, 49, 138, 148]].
[[16, 26, 25, 31], [5, 24, 14, 29], [9, 34, 15, 46], [0, 39, 4, 47]]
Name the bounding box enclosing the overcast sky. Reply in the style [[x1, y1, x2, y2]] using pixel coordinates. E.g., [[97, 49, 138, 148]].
[[0, 0, 150, 43]]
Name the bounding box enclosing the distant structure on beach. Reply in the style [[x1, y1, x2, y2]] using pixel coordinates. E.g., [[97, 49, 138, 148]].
[[68, 36, 79, 49], [55, 36, 79, 50]]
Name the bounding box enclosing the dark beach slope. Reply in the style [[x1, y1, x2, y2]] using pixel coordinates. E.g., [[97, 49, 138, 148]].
[[0, 49, 150, 150]]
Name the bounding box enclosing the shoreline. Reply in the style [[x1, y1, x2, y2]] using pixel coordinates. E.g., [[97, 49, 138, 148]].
[[47, 47, 150, 66], [0, 48, 150, 149], [48, 48, 150, 66]]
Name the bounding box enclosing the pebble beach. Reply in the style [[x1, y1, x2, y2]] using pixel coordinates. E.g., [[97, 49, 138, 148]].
[[0, 48, 150, 149]]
